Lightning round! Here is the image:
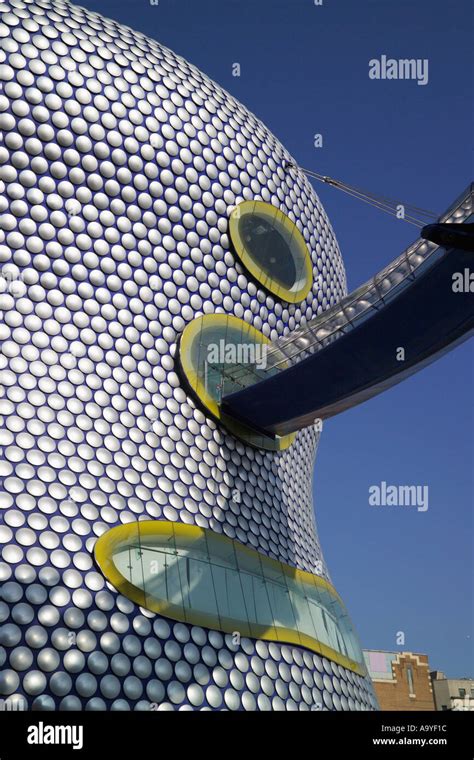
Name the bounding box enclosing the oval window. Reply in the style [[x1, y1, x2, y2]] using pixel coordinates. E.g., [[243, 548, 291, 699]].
[[229, 201, 313, 303], [94, 520, 366, 675], [177, 314, 295, 451]]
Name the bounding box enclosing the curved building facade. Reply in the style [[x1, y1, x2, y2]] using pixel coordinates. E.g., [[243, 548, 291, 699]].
[[0, 0, 378, 710]]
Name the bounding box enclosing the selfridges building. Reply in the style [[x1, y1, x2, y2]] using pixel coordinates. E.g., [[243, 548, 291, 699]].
[[1, 0, 471, 712]]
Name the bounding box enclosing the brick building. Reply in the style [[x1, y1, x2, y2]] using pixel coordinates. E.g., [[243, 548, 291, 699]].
[[363, 650, 435, 710]]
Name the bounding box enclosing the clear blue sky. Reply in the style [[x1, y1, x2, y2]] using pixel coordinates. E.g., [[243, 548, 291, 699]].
[[78, 0, 473, 677]]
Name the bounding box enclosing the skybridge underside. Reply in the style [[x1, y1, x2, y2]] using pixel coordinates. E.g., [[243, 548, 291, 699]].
[[222, 245, 473, 436]]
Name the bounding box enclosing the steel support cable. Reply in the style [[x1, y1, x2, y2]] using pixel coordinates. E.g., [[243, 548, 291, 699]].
[[326, 180, 436, 219], [296, 165, 438, 219], [300, 168, 437, 219], [320, 185, 427, 228], [300, 170, 429, 227]]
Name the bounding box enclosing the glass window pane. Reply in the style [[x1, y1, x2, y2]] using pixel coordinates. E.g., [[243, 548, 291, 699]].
[[307, 594, 332, 649], [101, 522, 366, 673], [229, 200, 313, 303], [239, 572, 272, 628], [285, 576, 318, 641], [211, 564, 248, 623], [263, 565, 298, 632], [205, 531, 238, 571], [176, 554, 219, 619]]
